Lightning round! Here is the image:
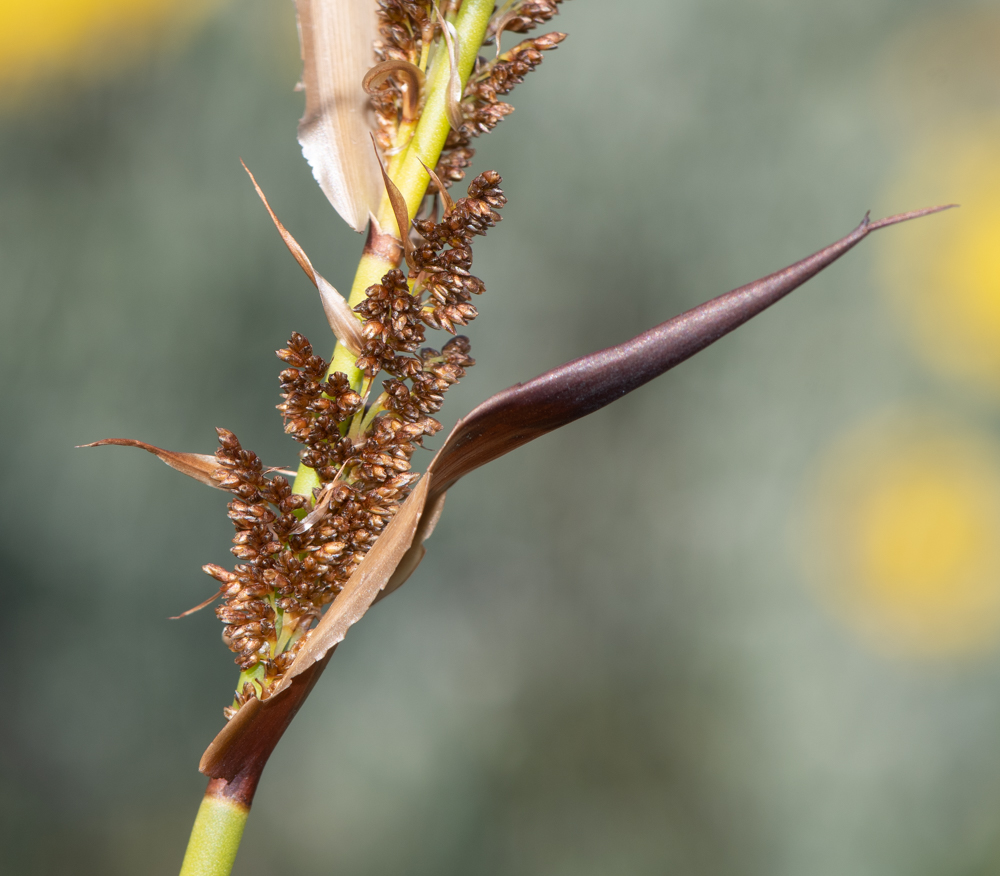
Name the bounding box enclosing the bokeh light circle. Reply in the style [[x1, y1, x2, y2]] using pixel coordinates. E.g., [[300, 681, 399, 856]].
[[800, 410, 1000, 658], [0, 0, 222, 107], [879, 127, 1000, 395]]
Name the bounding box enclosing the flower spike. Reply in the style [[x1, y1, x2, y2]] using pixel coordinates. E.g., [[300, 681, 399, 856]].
[[197, 204, 954, 786]]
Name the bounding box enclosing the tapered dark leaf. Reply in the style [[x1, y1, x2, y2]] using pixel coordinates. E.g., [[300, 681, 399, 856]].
[[426, 207, 955, 498]]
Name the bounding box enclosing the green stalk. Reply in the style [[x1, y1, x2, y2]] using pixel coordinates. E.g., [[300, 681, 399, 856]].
[[188, 4, 498, 874], [179, 790, 248, 876]]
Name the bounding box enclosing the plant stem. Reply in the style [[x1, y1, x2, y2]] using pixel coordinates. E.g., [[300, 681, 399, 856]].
[[179, 786, 248, 876], [190, 3, 498, 874]]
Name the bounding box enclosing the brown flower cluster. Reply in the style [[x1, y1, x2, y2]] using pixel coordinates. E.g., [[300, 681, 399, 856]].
[[368, 1, 566, 185], [489, 0, 564, 38], [207, 172, 504, 713], [437, 20, 566, 186], [375, 0, 434, 66]]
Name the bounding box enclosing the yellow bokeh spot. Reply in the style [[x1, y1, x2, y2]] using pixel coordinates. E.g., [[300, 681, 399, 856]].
[[800, 410, 1000, 658], [880, 129, 1000, 394], [0, 0, 221, 107]]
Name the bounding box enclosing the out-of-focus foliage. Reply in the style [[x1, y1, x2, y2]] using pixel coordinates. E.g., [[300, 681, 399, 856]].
[[3, 1, 1000, 874]]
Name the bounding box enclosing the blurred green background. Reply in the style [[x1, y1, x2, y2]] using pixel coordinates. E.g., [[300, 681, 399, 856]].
[[3, 0, 1000, 873]]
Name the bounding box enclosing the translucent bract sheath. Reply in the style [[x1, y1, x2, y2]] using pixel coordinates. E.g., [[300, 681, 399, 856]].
[[296, 0, 383, 232]]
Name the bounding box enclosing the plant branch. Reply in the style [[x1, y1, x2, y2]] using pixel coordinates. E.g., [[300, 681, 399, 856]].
[[196, 4, 500, 870]]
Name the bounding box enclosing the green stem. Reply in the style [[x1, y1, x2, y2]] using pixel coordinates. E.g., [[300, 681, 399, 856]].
[[179, 790, 248, 876], [201, 4, 498, 873]]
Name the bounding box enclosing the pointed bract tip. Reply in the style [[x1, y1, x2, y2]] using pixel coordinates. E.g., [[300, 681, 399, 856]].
[[433, 2, 464, 132], [241, 160, 317, 284], [417, 157, 455, 216], [78, 438, 224, 489], [169, 586, 226, 620], [371, 135, 416, 268], [867, 203, 959, 231], [242, 159, 363, 355]]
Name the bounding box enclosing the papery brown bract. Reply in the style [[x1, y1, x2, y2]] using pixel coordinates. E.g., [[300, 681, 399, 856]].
[[78, 438, 229, 488], [242, 161, 364, 355]]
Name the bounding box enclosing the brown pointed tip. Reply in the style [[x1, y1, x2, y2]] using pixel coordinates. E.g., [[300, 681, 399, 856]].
[[77, 438, 224, 488], [371, 134, 415, 267], [866, 203, 958, 231], [169, 586, 225, 620]]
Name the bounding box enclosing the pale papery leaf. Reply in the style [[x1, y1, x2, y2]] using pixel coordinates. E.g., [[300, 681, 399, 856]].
[[377, 489, 447, 600], [315, 274, 365, 357], [296, 0, 382, 232], [242, 161, 363, 355], [78, 439, 225, 488]]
